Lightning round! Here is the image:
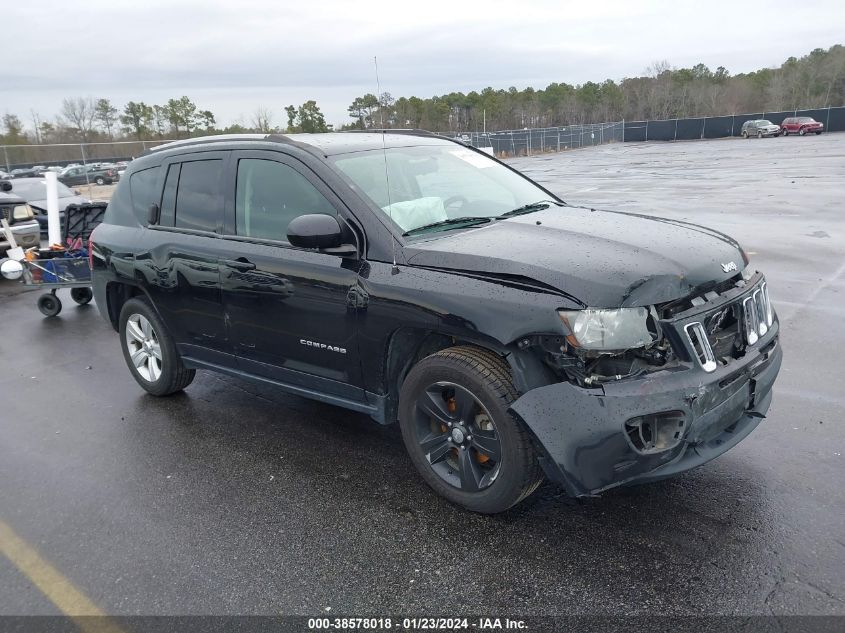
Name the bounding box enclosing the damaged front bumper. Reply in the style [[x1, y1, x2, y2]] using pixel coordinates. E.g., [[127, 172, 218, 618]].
[[509, 279, 782, 497]]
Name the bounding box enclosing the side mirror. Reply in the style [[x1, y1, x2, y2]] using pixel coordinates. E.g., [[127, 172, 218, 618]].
[[287, 214, 356, 256], [0, 181, 11, 192]]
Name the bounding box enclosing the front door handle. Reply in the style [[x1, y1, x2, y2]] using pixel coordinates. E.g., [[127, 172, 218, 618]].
[[223, 258, 256, 272]]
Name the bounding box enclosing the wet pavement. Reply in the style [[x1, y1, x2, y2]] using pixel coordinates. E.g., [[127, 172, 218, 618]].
[[1, 135, 843, 617]]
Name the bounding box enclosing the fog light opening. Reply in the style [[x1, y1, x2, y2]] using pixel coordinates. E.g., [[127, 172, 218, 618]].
[[625, 411, 686, 454]]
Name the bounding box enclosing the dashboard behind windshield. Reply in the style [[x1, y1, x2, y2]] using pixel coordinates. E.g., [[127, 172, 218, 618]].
[[332, 145, 554, 234]]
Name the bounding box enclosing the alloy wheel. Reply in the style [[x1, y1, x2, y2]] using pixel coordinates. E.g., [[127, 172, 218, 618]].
[[125, 313, 163, 382], [413, 382, 502, 491]]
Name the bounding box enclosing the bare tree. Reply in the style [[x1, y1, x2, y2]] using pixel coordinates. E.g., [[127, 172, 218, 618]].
[[30, 110, 42, 144], [251, 107, 274, 133], [60, 97, 97, 142]]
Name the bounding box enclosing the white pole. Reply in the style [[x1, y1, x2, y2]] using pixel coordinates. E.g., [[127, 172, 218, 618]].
[[44, 171, 62, 247]]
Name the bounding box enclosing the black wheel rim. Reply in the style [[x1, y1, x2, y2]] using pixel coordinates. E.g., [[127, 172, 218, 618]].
[[413, 381, 502, 491]]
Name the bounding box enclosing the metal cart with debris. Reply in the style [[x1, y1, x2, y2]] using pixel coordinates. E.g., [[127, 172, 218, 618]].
[[18, 202, 107, 317]]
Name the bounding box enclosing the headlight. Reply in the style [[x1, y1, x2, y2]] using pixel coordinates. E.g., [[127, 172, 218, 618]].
[[558, 307, 657, 351], [12, 204, 34, 220]]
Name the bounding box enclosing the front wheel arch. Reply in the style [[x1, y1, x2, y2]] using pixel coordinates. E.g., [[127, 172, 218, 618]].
[[398, 345, 544, 512]]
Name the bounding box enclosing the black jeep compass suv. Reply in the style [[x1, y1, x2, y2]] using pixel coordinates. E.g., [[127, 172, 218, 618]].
[[91, 131, 781, 513]]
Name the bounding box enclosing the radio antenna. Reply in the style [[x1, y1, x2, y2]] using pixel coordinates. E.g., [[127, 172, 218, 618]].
[[375, 55, 399, 275]]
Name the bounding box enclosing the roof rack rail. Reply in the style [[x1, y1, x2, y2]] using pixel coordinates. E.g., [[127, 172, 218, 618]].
[[142, 134, 272, 155], [345, 129, 436, 137]]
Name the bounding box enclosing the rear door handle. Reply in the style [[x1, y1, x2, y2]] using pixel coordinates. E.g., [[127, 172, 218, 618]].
[[223, 258, 256, 271]]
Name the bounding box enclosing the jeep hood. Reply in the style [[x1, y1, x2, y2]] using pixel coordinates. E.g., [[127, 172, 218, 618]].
[[404, 206, 746, 307]]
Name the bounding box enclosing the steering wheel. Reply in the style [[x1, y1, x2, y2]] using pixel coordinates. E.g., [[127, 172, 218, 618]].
[[443, 195, 468, 213]]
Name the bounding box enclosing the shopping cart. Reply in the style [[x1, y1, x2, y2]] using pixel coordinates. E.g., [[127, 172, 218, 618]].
[[17, 202, 107, 317]]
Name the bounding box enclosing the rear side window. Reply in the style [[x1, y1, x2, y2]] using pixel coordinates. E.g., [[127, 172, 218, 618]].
[[174, 159, 223, 232], [235, 159, 335, 241], [129, 166, 160, 222]]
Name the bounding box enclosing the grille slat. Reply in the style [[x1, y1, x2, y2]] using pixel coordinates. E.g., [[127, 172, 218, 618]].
[[684, 322, 717, 372]]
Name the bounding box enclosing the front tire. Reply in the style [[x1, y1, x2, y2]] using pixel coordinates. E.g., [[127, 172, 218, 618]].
[[757, 131, 763, 138], [398, 346, 543, 514], [119, 297, 195, 396]]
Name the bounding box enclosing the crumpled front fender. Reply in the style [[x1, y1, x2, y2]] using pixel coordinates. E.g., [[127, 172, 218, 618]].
[[508, 334, 781, 497]]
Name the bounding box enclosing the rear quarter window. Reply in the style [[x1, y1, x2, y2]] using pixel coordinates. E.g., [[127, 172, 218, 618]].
[[129, 166, 161, 222]]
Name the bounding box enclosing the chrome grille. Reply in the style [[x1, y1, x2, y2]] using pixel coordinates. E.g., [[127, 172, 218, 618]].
[[684, 322, 717, 372], [1, 207, 10, 224], [684, 279, 773, 371], [742, 282, 773, 345]]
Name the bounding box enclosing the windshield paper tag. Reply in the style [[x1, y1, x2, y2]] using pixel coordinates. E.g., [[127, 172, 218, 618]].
[[449, 148, 493, 168]]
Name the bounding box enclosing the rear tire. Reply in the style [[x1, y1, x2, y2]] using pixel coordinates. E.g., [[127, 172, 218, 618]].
[[781, 129, 788, 136], [119, 297, 195, 396], [398, 346, 543, 514], [741, 131, 748, 138], [95, 177, 105, 185], [799, 127, 806, 136]]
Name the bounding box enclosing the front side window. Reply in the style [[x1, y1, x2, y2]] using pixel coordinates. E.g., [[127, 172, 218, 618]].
[[235, 159, 335, 241], [332, 145, 553, 234], [173, 159, 222, 232]]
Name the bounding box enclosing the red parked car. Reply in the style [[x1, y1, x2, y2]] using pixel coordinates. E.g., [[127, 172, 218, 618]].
[[780, 117, 824, 136]]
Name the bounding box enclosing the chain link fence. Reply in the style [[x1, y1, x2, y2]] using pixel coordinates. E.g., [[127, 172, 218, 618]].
[[460, 122, 624, 157], [3, 106, 843, 169], [622, 106, 845, 142], [0, 140, 175, 173]]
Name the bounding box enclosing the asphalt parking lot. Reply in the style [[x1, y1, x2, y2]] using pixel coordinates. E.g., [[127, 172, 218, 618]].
[[1, 135, 843, 618]]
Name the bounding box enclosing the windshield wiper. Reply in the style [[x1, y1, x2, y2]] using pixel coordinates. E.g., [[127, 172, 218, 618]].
[[496, 200, 564, 219], [402, 216, 494, 236]]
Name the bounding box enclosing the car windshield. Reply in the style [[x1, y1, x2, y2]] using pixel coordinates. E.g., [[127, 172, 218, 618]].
[[332, 144, 558, 234], [10, 179, 77, 199]]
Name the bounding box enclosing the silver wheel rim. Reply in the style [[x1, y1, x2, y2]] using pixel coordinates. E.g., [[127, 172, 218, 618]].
[[125, 314, 163, 382]]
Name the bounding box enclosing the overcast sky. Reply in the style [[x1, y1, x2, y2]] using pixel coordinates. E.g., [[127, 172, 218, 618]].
[[4, 0, 844, 130]]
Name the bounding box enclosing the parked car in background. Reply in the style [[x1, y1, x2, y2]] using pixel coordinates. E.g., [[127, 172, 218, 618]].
[[741, 120, 780, 138], [9, 167, 41, 178], [0, 170, 10, 180], [0, 181, 40, 256], [6, 177, 90, 236], [58, 164, 120, 186], [781, 116, 824, 136]]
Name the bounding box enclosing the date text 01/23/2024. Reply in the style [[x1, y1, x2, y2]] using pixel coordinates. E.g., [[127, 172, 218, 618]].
[[307, 617, 528, 630]]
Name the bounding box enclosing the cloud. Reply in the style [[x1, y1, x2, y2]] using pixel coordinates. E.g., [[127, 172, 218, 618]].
[[4, 0, 844, 126]]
